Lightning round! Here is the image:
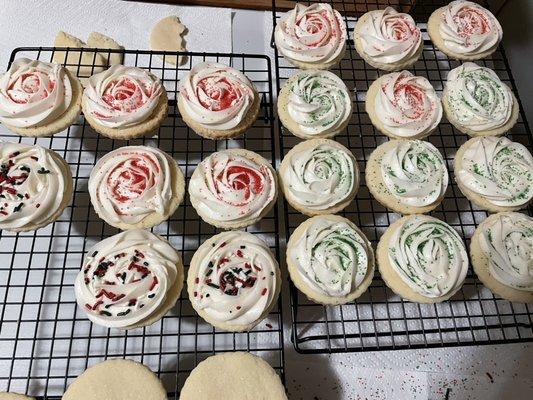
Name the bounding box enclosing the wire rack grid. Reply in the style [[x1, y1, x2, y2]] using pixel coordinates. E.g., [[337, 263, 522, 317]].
[[0, 47, 285, 398], [272, 0, 533, 354]]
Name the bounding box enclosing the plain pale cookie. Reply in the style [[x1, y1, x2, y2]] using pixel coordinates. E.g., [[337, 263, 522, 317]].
[[87, 31, 124, 66], [180, 352, 287, 400], [150, 16, 187, 66], [62, 359, 167, 400], [0, 393, 35, 400]]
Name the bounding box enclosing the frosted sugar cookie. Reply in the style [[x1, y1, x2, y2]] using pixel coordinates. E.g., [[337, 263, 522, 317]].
[[180, 352, 287, 400], [0, 58, 82, 136], [428, 0, 502, 60], [0, 142, 72, 232], [189, 149, 277, 229], [62, 359, 166, 400], [470, 212, 533, 303], [279, 138, 359, 216], [443, 63, 518, 137], [278, 70, 351, 139], [89, 146, 185, 230], [82, 65, 168, 139], [188, 231, 281, 332], [366, 71, 442, 139], [274, 3, 347, 70], [366, 139, 448, 214], [75, 230, 183, 330], [454, 136, 533, 212], [286, 214, 374, 305], [377, 214, 468, 303], [178, 62, 260, 139], [353, 7, 422, 71]]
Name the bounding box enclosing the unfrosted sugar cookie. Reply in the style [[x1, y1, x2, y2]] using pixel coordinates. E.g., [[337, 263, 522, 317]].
[[443, 63, 518, 137], [286, 214, 374, 305], [366, 140, 449, 214], [278, 70, 352, 139], [274, 3, 347, 70], [353, 7, 422, 71], [0, 58, 82, 136], [377, 215, 468, 303], [188, 149, 277, 229], [366, 71, 442, 139], [180, 352, 287, 400], [62, 359, 166, 400], [454, 136, 533, 212], [470, 212, 533, 303], [89, 146, 185, 230], [188, 231, 281, 332], [0, 393, 35, 400], [279, 138, 359, 216], [75, 230, 183, 330], [0, 142, 73, 232], [82, 65, 168, 139], [178, 62, 260, 139], [428, 0, 502, 60]]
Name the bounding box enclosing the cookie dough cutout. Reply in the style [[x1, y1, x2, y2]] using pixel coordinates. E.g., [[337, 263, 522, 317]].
[[62, 359, 166, 400], [150, 16, 188, 66], [0, 393, 35, 400]]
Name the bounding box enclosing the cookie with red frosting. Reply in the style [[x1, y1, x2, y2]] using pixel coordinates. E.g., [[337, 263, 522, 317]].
[[178, 62, 260, 139], [188, 148, 278, 229], [82, 65, 168, 139]]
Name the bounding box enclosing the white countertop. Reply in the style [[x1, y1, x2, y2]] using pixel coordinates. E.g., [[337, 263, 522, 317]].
[[0, 1, 532, 399]]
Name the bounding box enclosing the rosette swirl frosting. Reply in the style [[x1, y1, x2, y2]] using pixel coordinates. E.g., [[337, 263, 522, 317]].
[[388, 215, 468, 298], [0, 58, 73, 128], [479, 213, 533, 291], [84, 65, 162, 128], [358, 7, 421, 65], [288, 70, 351, 135], [439, 0, 502, 56], [275, 3, 346, 65], [381, 140, 448, 207], [179, 62, 256, 130], [89, 146, 177, 226], [456, 137, 533, 207], [0, 142, 69, 231], [282, 141, 357, 211], [189, 150, 276, 223], [74, 230, 180, 329], [375, 71, 442, 137], [445, 63, 513, 132], [190, 231, 278, 326], [289, 216, 372, 297]]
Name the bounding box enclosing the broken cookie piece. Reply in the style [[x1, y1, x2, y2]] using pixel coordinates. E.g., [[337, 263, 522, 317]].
[[150, 16, 187, 66]]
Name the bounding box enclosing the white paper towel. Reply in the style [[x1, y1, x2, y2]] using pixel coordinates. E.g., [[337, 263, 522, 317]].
[[0, 0, 232, 69]]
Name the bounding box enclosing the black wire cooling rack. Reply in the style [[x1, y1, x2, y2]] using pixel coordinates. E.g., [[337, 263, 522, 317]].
[[272, 0, 533, 353], [0, 47, 284, 398]]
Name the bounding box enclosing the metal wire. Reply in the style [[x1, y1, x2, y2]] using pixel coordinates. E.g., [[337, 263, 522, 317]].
[[272, 0, 533, 354], [0, 47, 285, 398]]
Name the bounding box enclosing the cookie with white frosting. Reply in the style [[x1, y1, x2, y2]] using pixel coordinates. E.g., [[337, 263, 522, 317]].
[[74, 230, 183, 330], [0, 142, 73, 232], [353, 7, 422, 71], [278, 70, 352, 139], [274, 3, 347, 70], [428, 0, 503, 60], [0, 58, 82, 137], [188, 231, 281, 332], [454, 136, 533, 212], [443, 63, 518, 137], [377, 214, 469, 303], [287, 214, 374, 305], [366, 71, 442, 139], [89, 146, 185, 230], [189, 148, 277, 229], [177, 62, 260, 139], [82, 65, 168, 139], [279, 139, 359, 216], [470, 212, 533, 303], [366, 140, 449, 214], [180, 352, 287, 400]]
